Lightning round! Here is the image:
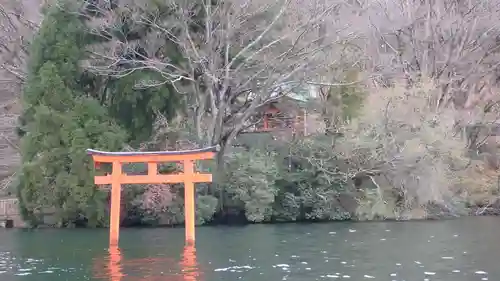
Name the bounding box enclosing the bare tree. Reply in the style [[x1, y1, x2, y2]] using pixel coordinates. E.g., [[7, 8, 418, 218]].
[[0, 0, 41, 192], [361, 0, 500, 114], [0, 0, 40, 83], [85, 0, 358, 160]]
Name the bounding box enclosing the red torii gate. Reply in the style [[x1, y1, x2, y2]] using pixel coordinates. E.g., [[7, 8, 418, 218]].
[[87, 146, 219, 246]]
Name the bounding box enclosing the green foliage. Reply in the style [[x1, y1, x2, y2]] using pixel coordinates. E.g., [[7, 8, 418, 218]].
[[82, 2, 183, 146], [272, 137, 353, 221], [28, 5, 86, 85], [321, 69, 365, 129], [195, 195, 219, 224], [214, 141, 353, 223], [355, 189, 397, 221], [221, 149, 281, 222], [18, 3, 87, 137], [105, 71, 180, 145], [18, 4, 126, 227], [338, 80, 364, 121]]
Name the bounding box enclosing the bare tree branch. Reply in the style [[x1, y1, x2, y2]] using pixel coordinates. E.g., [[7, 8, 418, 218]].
[[85, 0, 355, 154], [362, 0, 500, 114]]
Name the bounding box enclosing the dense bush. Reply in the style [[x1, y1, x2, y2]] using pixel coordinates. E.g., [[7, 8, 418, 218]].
[[221, 148, 281, 222], [335, 83, 497, 219]]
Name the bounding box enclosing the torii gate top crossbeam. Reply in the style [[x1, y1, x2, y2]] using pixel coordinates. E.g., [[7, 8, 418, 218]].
[[86, 145, 219, 185], [86, 145, 220, 163]]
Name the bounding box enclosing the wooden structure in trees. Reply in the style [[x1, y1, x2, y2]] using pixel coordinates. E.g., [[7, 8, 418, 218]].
[[0, 198, 18, 219], [258, 99, 306, 134], [87, 146, 219, 246], [248, 96, 320, 136], [0, 198, 22, 228]]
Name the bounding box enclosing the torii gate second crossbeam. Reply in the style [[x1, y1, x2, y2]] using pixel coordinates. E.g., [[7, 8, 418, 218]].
[[87, 146, 219, 246]]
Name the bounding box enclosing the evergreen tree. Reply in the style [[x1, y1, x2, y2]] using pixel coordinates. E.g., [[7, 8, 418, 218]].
[[17, 3, 126, 227], [105, 71, 180, 145], [80, 3, 182, 145]]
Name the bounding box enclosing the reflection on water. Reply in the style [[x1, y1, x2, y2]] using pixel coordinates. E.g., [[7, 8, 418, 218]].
[[94, 246, 124, 280], [0, 217, 499, 280], [181, 245, 201, 281], [93, 244, 201, 281], [108, 246, 123, 280]]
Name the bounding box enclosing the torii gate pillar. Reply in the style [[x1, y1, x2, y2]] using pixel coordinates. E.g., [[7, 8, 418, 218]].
[[87, 146, 218, 246]]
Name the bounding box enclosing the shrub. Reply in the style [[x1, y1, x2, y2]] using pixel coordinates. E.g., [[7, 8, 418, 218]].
[[272, 136, 354, 221], [221, 148, 281, 222], [336, 82, 487, 219]]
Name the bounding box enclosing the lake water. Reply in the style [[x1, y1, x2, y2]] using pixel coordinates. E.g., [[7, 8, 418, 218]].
[[0, 217, 499, 281]]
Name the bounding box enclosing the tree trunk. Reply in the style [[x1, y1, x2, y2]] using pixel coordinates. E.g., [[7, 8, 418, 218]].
[[212, 127, 240, 213], [214, 141, 226, 212], [194, 106, 203, 141]]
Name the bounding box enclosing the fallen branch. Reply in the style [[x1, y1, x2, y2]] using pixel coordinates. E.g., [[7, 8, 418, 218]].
[[0, 133, 19, 152]]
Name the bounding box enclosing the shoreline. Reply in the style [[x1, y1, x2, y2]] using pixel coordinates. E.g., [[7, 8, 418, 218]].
[[3, 211, 499, 229]]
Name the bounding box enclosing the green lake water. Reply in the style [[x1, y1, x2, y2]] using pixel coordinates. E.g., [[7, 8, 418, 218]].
[[1, 216, 499, 280]]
